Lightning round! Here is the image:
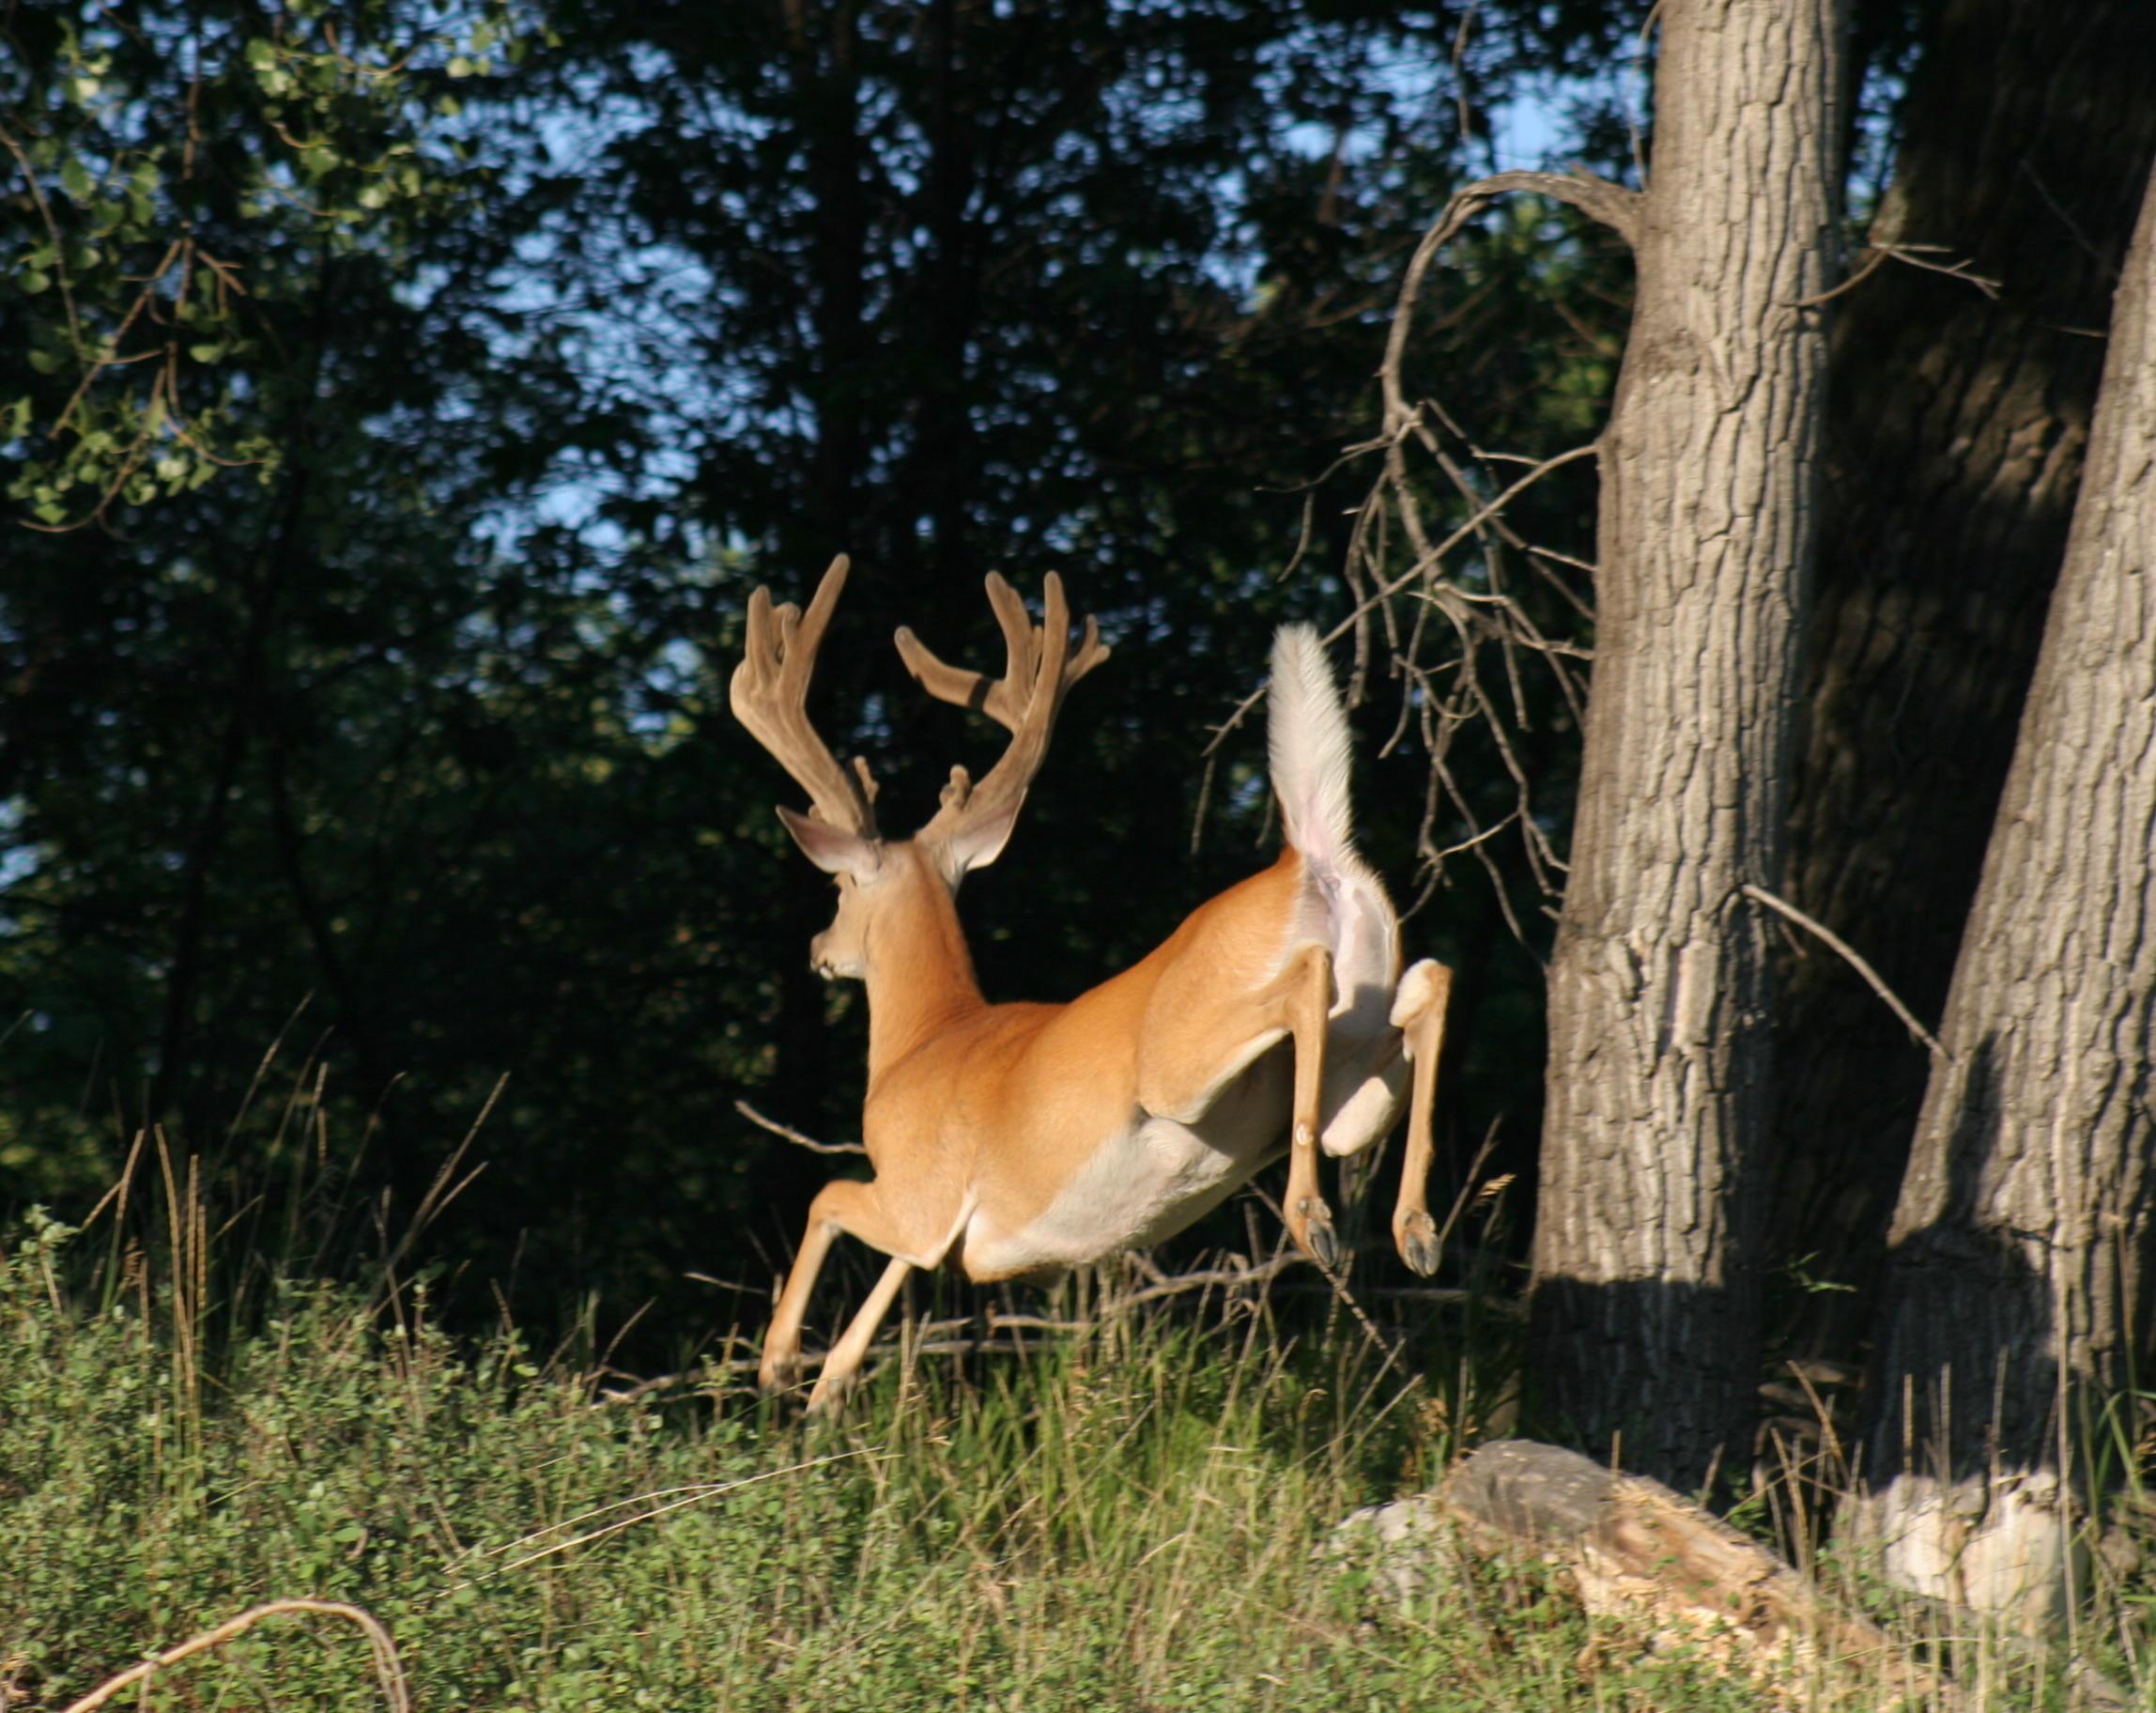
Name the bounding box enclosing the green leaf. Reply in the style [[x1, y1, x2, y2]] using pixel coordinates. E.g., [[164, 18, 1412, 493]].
[[59, 156, 93, 201]]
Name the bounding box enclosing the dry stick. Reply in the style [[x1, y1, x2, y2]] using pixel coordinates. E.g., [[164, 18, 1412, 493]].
[[735, 1098, 868, 1155], [1740, 883, 1950, 1061], [1208, 173, 1631, 755], [1449, 2, 1478, 146], [1371, 199, 1607, 871], [1245, 1183, 1409, 1386], [1204, 442, 1599, 755], [1424, 426, 1594, 652], [1628, 0, 1665, 192], [1792, 239, 2000, 311], [1372, 181, 1622, 599], [0, 122, 88, 353], [61, 1599, 410, 1713], [1877, 239, 2002, 299], [471, 1455, 871, 1582]]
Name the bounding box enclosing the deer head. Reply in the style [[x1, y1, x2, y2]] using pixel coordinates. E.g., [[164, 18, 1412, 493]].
[[731, 555, 1109, 981]]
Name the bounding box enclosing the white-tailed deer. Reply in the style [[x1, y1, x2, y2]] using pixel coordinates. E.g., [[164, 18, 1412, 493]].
[[733, 556, 1453, 1410]]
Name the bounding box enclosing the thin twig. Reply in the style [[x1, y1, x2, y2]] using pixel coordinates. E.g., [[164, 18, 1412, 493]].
[[1740, 883, 1949, 1061], [1205, 442, 1597, 755], [735, 1099, 868, 1155], [1876, 239, 2001, 299], [1629, 0, 1664, 193], [1245, 1184, 1406, 1380], [466, 1455, 869, 1581], [1450, 2, 1479, 148], [1793, 239, 2000, 310], [1789, 241, 1892, 309]]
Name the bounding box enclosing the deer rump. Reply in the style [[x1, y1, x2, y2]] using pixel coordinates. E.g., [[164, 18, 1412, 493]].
[[945, 629, 1410, 1283]]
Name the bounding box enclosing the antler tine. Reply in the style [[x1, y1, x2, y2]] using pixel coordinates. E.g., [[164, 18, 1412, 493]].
[[899, 571, 1111, 856], [730, 554, 878, 837], [896, 572, 1110, 730]]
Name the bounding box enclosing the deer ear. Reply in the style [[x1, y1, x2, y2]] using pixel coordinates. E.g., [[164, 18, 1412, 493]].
[[777, 806, 881, 877], [931, 793, 1024, 885]]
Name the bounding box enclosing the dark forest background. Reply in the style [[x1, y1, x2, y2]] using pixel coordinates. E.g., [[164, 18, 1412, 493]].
[[0, 0, 2056, 1366]]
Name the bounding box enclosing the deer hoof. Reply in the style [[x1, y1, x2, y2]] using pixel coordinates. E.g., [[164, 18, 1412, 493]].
[[804, 1369, 855, 1417], [1394, 1210, 1440, 1277], [1297, 1199, 1340, 1272]]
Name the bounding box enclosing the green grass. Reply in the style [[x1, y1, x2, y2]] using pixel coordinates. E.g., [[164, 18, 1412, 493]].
[[3, 1180, 2148, 1711]]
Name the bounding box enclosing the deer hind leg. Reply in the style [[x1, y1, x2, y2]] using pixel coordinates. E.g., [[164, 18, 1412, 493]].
[[1274, 942, 1340, 1271], [1388, 959, 1454, 1277], [761, 1175, 964, 1402], [806, 1256, 913, 1414], [1133, 941, 1338, 1269], [1316, 1043, 1408, 1159]]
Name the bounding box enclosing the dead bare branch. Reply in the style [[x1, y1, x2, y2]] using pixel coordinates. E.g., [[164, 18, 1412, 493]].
[[61, 1600, 409, 1713], [735, 1099, 868, 1156], [1740, 883, 1950, 1061]]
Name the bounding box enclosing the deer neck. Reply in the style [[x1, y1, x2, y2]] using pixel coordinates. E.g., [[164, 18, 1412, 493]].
[[863, 874, 985, 1083]]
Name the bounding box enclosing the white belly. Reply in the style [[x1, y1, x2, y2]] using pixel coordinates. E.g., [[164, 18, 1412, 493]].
[[955, 868, 1406, 1282], [961, 1063, 1288, 1279]]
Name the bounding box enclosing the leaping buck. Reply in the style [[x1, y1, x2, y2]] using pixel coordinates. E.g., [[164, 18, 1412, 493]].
[[733, 556, 1453, 1411]]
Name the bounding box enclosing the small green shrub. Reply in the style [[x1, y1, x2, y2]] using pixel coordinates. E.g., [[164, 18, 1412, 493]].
[[10, 1197, 2146, 1711]]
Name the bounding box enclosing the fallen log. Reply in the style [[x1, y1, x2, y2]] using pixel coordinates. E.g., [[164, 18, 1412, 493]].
[[1346, 1439, 1945, 1707]]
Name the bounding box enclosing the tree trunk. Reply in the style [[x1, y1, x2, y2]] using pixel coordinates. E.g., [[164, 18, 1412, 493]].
[[1529, 0, 1842, 1488], [1774, 0, 2156, 1361], [1845, 157, 2156, 1628]]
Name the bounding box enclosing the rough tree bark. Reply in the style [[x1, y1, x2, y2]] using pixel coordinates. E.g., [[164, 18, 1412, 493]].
[[1774, 0, 2156, 1359], [1528, 0, 1843, 1488], [1845, 157, 2156, 1626]]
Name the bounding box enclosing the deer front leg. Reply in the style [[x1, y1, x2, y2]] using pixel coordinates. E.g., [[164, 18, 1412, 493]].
[[762, 1176, 963, 1402], [807, 1256, 913, 1414], [762, 1186, 849, 1394], [1389, 960, 1454, 1277], [1275, 942, 1339, 1271]]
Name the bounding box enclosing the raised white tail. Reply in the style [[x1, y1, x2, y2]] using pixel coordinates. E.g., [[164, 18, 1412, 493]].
[[1267, 625, 1357, 866]]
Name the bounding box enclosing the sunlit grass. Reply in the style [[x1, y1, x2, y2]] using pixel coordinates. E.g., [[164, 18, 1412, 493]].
[[4, 1128, 2150, 1710]]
